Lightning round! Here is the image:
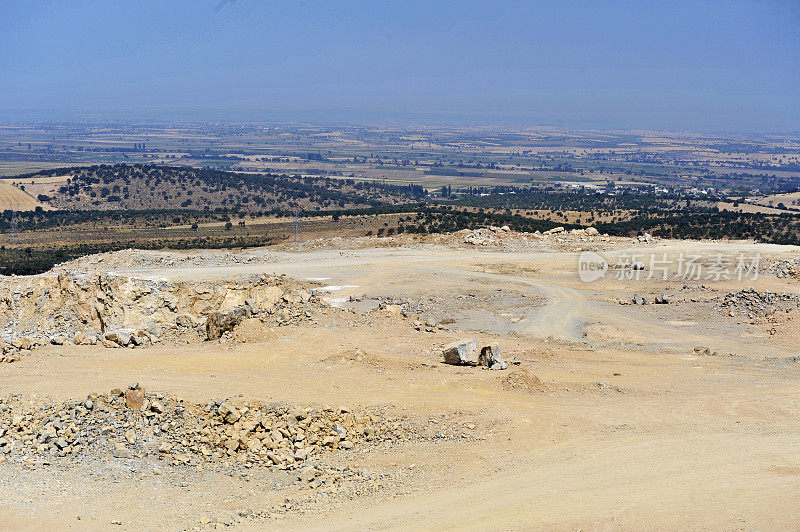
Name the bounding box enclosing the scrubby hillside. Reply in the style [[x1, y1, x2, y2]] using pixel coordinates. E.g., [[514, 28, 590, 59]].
[[29, 164, 423, 212]]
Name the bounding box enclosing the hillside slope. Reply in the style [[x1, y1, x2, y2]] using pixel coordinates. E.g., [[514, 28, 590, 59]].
[[24, 164, 422, 212]]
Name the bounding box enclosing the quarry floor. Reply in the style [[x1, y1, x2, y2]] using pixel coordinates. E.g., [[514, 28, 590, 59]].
[[2, 236, 800, 530]]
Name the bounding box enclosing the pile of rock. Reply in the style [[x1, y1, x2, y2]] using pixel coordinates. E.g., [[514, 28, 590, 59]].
[[0, 385, 417, 470], [692, 346, 742, 358], [717, 288, 800, 320], [537, 226, 605, 242], [98, 329, 157, 348], [569, 227, 600, 238], [463, 227, 504, 246], [441, 339, 508, 370], [457, 225, 609, 250], [0, 336, 41, 363], [373, 298, 445, 332], [765, 258, 800, 279]]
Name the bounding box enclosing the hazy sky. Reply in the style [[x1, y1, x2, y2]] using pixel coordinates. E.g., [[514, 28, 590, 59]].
[[1, 1, 799, 132]]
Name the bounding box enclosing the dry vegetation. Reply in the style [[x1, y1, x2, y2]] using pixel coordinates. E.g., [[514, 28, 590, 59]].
[[0, 181, 48, 211]]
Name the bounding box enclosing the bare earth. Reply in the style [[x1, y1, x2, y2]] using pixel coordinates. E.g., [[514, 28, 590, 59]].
[[2, 233, 800, 530]]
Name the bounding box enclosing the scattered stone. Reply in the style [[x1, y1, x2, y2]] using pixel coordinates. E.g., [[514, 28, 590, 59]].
[[333, 424, 347, 439], [112, 443, 132, 459]]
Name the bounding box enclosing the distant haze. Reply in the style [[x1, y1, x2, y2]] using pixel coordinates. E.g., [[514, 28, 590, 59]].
[[1, 1, 799, 133]]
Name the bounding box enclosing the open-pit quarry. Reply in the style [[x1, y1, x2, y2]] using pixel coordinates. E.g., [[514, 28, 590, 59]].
[[2, 228, 800, 530]]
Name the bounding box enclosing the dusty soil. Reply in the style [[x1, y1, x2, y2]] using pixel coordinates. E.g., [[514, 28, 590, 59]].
[[2, 232, 800, 530]]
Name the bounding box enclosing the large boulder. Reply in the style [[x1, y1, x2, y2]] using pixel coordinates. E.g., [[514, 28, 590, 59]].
[[479, 345, 507, 370], [442, 339, 478, 365]]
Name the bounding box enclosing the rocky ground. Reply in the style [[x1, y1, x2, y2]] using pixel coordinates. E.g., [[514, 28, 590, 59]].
[[0, 271, 325, 363], [2, 230, 800, 529], [716, 288, 800, 321]]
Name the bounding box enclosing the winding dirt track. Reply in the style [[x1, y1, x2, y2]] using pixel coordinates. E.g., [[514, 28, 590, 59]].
[[127, 243, 795, 356]]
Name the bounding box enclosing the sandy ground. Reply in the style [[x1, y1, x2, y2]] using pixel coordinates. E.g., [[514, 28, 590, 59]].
[[2, 236, 800, 530]]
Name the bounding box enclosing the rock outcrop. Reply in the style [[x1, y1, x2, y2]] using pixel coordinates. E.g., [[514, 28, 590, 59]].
[[0, 271, 323, 352]]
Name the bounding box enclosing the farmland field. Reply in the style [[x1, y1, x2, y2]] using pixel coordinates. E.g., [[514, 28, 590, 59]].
[[0, 181, 49, 211]]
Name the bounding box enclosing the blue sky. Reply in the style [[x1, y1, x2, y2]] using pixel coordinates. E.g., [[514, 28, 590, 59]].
[[1, 0, 798, 132]]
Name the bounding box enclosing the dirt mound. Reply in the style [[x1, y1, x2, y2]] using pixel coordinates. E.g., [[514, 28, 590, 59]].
[[322, 349, 386, 369], [500, 367, 545, 393]]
